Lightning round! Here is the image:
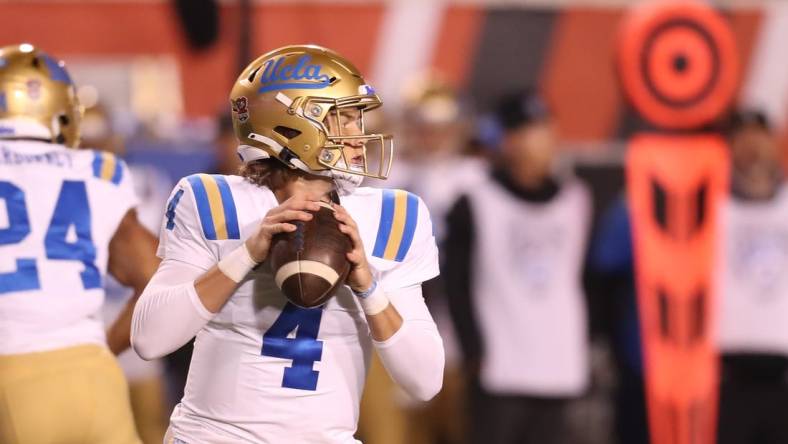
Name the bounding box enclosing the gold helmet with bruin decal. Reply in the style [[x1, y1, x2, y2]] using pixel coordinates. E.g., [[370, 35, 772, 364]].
[[230, 44, 393, 179], [0, 44, 82, 147]]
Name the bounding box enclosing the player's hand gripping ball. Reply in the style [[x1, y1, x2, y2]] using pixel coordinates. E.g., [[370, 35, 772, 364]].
[[269, 203, 352, 308]]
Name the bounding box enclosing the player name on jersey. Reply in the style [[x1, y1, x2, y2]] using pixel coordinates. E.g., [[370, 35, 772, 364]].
[[0, 143, 73, 167]]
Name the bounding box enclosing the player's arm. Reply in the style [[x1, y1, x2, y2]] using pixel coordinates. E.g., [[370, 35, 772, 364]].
[[334, 203, 444, 401], [131, 196, 320, 360], [371, 283, 444, 402], [105, 209, 160, 355]]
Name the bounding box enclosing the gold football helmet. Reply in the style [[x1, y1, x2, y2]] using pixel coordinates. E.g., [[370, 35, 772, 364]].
[[0, 44, 82, 147], [230, 44, 393, 179]]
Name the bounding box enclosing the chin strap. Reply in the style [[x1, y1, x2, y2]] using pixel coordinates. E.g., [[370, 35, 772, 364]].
[[329, 156, 364, 195], [237, 144, 272, 163], [331, 170, 364, 196]]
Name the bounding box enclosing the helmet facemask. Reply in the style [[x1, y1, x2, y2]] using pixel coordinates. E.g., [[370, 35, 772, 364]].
[[268, 92, 393, 180]]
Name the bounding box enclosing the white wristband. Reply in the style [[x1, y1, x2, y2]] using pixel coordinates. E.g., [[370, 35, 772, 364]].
[[357, 283, 390, 316], [218, 243, 259, 283]]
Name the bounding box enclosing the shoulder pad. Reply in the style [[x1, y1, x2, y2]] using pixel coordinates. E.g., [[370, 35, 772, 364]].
[[371, 189, 419, 262], [186, 174, 241, 240]]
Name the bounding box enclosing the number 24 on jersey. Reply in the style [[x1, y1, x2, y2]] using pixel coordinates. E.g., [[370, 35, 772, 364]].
[[0, 180, 99, 294]]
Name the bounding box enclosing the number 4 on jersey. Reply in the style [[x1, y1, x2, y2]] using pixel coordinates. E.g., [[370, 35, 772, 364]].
[[261, 303, 324, 391]]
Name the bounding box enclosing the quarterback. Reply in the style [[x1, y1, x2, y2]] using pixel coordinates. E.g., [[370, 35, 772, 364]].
[[0, 45, 158, 443], [131, 45, 444, 443]]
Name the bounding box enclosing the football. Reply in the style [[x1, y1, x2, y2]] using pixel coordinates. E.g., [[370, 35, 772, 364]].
[[268, 202, 352, 308]]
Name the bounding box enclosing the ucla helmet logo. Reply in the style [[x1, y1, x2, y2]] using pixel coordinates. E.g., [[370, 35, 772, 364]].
[[258, 55, 332, 93]]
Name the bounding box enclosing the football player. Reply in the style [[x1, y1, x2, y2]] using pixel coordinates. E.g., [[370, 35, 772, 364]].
[[0, 44, 158, 444], [131, 45, 444, 443]]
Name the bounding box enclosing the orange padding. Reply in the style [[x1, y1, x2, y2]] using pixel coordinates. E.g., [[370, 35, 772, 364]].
[[626, 134, 729, 444]]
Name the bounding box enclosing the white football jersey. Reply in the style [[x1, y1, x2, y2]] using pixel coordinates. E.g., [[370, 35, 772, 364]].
[[0, 140, 137, 355], [159, 174, 439, 443]]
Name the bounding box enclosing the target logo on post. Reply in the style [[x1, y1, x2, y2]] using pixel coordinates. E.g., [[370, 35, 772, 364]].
[[618, 1, 740, 130]]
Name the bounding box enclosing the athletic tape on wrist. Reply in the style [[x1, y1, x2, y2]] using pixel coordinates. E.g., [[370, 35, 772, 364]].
[[358, 284, 389, 316], [218, 243, 259, 283]]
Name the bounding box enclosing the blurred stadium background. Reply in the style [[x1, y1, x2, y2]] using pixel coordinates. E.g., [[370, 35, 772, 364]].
[[0, 1, 780, 177], [4, 0, 779, 165], [4, 1, 788, 444]]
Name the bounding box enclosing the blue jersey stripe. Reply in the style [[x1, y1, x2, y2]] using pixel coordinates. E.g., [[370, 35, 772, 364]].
[[91, 152, 102, 179], [214, 175, 240, 239], [110, 159, 123, 185], [395, 193, 419, 262], [372, 189, 396, 258], [187, 175, 217, 240]]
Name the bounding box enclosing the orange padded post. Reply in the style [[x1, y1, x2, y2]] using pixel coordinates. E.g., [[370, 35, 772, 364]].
[[618, 2, 739, 444], [627, 135, 729, 444]]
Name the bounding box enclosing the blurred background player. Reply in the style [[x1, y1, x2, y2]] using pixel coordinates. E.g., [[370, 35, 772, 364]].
[[82, 101, 172, 444], [381, 73, 486, 225], [446, 90, 592, 444], [0, 44, 158, 444], [716, 110, 788, 444]]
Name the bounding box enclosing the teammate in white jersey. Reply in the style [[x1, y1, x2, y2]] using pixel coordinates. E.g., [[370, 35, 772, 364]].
[[131, 45, 444, 443], [0, 45, 158, 444]]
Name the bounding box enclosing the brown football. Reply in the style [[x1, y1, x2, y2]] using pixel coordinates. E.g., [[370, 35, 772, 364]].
[[268, 203, 352, 308]]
